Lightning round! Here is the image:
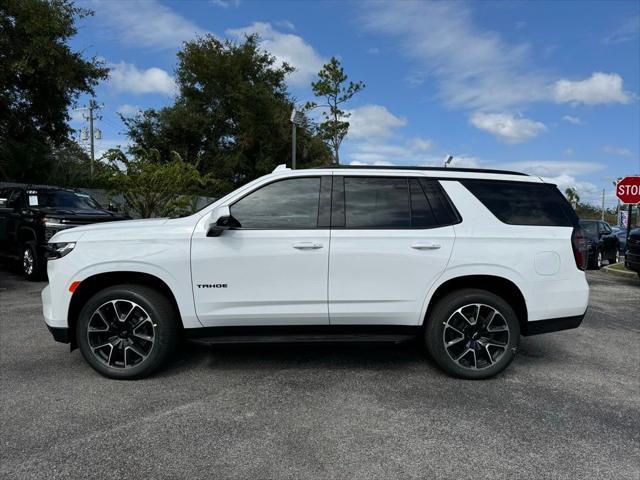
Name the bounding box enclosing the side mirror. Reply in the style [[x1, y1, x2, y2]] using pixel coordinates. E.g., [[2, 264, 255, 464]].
[[207, 205, 234, 237], [107, 202, 119, 212]]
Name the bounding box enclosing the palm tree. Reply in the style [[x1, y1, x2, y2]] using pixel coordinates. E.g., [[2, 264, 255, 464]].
[[565, 187, 580, 209]]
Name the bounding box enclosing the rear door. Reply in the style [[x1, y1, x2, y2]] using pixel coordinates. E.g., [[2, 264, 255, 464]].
[[328, 175, 457, 325]]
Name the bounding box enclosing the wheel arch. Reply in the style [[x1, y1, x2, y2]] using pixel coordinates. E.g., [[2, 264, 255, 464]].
[[17, 227, 37, 244], [423, 275, 528, 334], [67, 271, 184, 350]]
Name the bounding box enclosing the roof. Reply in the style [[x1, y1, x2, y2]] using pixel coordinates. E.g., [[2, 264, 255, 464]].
[[312, 165, 528, 176]]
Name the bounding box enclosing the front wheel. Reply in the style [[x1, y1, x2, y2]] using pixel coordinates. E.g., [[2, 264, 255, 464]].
[[76, 284, 178, 379], [425, 289, 520, 379], [22, 241, 43, 281]]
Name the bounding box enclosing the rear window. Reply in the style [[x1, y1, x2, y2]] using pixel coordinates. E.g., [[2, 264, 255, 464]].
[[461, 180, 577, 227]]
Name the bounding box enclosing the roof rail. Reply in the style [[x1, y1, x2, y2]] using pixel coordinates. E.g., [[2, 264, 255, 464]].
[[310, 165, 528, 176], [272, 164, 290, 172]]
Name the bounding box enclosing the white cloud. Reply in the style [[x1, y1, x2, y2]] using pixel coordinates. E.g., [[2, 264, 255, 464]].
[[226, 22, 325, 86], [367, 47, 380, 55], [360, 2, 634, 119], [117, 104, 142, 116], [501, 160, 605, 177], [345, 105, 407, 140], [91, 0, 208, 50], [603, 16, 640, 45], [564, 148, 574, 156], [360, 1, 549, 111], [409, 137, 432, 151], [562, 115, 583, 125], [542, 174, 599, 201], [275, 20, 295, 30], [68, 109, 86, 122], [109, 62, 177, 96], [345, 140, 456, 167], [553, 72, 632, 105], [470, 112, 546, 144], [211, 0, 241, 7], [602, 145, 632, 156]]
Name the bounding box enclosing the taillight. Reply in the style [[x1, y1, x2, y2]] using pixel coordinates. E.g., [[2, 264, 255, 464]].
[[571, 227, 588, 271]]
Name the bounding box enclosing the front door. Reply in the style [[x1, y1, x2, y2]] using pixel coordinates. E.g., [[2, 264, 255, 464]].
[[328, 176, 456, 326], [191, 175, 331, 327]]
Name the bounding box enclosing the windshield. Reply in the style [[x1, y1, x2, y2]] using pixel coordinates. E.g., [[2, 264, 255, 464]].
[[32, 191, 101, 209], [579, 221, 598, 236]]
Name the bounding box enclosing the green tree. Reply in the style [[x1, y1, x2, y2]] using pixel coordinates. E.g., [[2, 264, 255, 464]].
[[305, 57, 365, 164], [122, 35, 331, 193], [0, 0, 108, 182], [46, 140, 110, 188], [103, 148, 218, 219], [565, 187, 580, 208]]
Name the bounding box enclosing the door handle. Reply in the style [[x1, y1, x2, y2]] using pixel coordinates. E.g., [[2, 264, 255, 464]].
[[411, 242, 441, 250], [292, 242, 323, 250]]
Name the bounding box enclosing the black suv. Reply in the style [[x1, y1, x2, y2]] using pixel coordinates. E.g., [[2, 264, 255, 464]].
[[0, 187, 127, 280], [625, 229, 640, 278], [579, 220, 620, 269]]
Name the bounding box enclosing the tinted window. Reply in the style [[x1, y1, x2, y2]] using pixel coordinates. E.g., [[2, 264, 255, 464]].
[[419, 179, 460, 226], [34, 190, 101, 209], [344, 177, 410, 228], [580, 221, 598, 236], [231, 177, 321, 229], [409, 179, 437, 228], [462, 180, 576, 226]]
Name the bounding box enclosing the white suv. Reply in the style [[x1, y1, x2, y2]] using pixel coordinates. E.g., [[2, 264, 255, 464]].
[[42, 165, 589, 380]]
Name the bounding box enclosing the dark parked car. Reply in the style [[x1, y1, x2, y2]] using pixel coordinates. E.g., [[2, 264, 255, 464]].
[[624, 229, 640, 278], [579, 220, 620, 269], [0, 186, 127, 280], [611, 226, 627, 252]]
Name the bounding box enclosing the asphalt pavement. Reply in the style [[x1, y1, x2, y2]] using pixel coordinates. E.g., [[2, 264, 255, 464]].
[[1, 266, 638, 479]]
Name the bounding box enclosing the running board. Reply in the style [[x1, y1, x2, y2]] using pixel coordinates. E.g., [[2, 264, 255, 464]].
[[191, 333, 417, 345], [184, 325, 421, 345]]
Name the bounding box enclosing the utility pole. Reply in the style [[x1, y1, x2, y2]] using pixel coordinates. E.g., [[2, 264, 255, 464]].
[[601, 188, 605, 221], [78, 99, 103, 179], [290, 109, 305, 170]]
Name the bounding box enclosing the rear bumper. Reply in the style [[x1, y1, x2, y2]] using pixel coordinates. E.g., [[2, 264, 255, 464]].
[[523, 310, 586, 336], [47, 325, 70, 343]]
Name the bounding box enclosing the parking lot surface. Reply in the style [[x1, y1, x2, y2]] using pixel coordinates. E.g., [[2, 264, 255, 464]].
[[1, 267, 638, 479]]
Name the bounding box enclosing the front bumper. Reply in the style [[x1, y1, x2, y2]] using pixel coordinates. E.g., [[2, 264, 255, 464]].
[[624, 250, 640, 273], [523, 310, 587, 336]]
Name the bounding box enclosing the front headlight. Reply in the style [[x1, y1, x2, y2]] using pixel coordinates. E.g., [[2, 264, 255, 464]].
[[43, 217, 70, 229], [46, 242, 76, 260]]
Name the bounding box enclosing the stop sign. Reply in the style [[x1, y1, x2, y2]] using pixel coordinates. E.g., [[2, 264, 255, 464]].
[[616, 176, 640, 204]]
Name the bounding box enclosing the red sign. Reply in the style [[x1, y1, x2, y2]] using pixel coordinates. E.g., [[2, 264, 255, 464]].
[[616, 176, 640, 204]]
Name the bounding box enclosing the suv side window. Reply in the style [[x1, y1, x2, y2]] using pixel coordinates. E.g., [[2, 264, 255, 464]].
[[7, 189, 23, 209], [344, 177, 410, 228], [230, 177, 321, 229], [336, 176, 459, 229], [461, 180, 576, 227]]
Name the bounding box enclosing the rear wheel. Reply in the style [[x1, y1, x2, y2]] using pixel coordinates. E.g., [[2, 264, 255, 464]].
[[425, 289, 520, 379], [76, 284, 178, 379], [588, 250, 602, 270], [608, 249, 620, 265]]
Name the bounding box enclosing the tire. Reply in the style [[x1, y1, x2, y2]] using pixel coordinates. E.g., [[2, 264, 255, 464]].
[[21, 241, 43, 281], [76, 284, 178, 379], [608, 249, 620, 265], [425, 289, 520, 380], [588, 250, 602, 270]]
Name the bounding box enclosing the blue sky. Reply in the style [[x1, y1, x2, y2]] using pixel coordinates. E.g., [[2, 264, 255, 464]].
[[70, 0, 639, 206]]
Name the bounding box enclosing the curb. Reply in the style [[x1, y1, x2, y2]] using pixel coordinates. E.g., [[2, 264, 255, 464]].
[[602, 263, 638, 277]]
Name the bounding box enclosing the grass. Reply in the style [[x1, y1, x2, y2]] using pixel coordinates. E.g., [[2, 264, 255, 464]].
[[607, 262, 633, 272]]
